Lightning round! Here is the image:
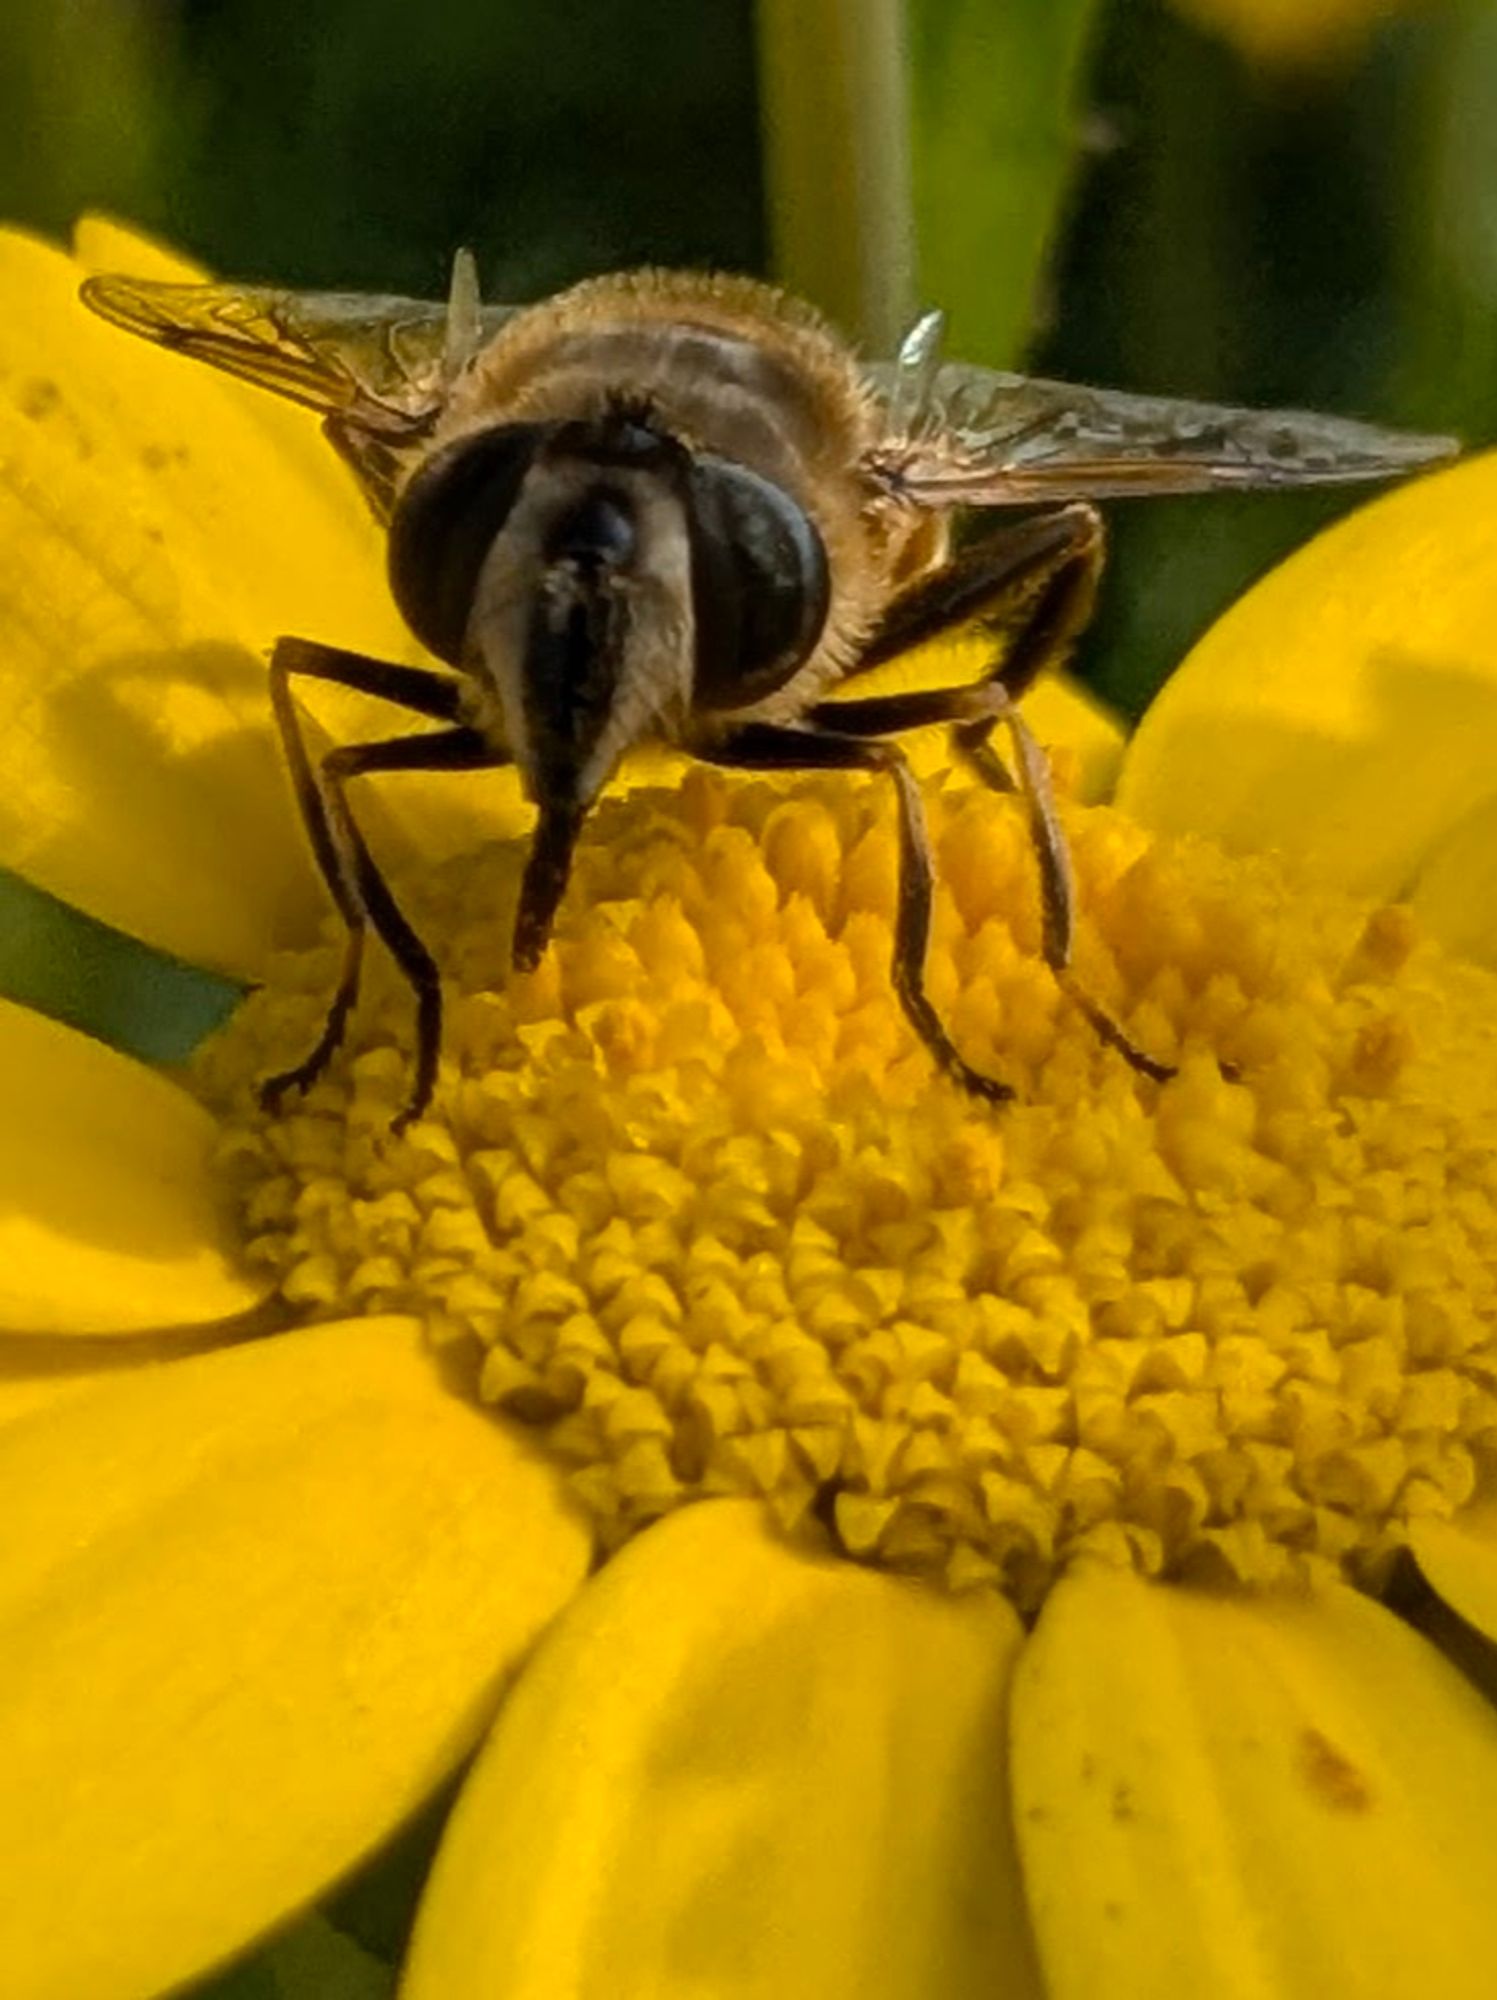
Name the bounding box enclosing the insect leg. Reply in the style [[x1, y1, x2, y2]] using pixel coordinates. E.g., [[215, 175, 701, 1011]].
[[271, 633, 468, 719], [690, 721, 1012, 1103], [852, 502, 1101, 684], [322, 728, 501, 1128], [263, 664, 503, 1125], [845, 501, 1103, 790], [807, 679, 1012, 737], [1000, 705, 1174, 1083], [264, 637, 499, 1122], [809, 673, 1174, 1087], [267, 635, 471, 950], [963, 528, 1174, 1085]]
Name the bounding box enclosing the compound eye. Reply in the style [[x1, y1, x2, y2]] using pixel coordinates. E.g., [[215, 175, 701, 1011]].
[[686, 457, 830, 709], [388, 423, 552, 664]]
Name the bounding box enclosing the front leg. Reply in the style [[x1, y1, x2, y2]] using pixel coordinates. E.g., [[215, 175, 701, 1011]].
[[690, 720, 1013, 1103], [266, 635, 471, 953], [264, 636, 507, 1129]]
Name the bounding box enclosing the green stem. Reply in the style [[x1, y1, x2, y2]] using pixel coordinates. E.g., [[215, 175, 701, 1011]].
[[755, 0, 917, 349]]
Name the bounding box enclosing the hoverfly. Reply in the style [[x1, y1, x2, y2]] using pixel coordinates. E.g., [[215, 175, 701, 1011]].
[[81, 255, 1455, 1129]]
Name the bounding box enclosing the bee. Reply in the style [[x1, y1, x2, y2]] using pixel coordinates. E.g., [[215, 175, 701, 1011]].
[[82, 255, 1455, 1128]]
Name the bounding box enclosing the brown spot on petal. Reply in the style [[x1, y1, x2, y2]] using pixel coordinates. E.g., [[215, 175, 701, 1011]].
[[1299, 1727, 1373, 1812], [1110, 1779, 1138, 1823], [16, 376, 60, 420]]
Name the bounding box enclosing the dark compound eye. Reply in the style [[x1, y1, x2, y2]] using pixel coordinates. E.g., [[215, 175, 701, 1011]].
[[685, 457, 830, 709], [388, 423, 553, 664]]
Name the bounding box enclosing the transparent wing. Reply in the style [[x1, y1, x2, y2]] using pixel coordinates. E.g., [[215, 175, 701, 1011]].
[[79, 269, 522, 517], [78, 270, 520, 421], [864, 333, 1457, 505]]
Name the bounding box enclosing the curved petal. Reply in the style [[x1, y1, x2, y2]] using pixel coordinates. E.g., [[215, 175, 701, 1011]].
[[1011, 1563, 1497, 1999], [0, 998, 269, 1335], [1410, 1499, 1497, 1645], [0, 226, 370, 971], [0, 1313, 590, 2000], [1406, 787, 1497, 967], [0, 1329, 232, 1429], [1118, 452, 1497, 903], [404, 1501, 1041, 2000]]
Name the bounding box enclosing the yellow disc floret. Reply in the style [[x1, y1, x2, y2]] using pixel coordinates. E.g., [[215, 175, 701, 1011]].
[[199, 765, 1497, 1610]]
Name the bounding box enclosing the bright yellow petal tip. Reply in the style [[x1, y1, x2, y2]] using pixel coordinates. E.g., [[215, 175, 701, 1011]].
[[0, 998, 271, 1335], [72, 212, 208, 286], [1013, 1564, 1497, 1999], [405, 1501, 1039, 2000], [0, 1313, 589, 2000], [1119, 449, 1497, 918]]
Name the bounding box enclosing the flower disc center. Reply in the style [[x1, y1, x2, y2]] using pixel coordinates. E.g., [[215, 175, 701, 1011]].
[[199, 766, 1497, 1608]]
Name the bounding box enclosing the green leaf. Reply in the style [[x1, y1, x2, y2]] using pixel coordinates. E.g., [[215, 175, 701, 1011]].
[[1397, 3, 1497, 442], [908, 0, 1101, 364], [0, 1, 165, 234], [757, 0, 1100, 362], [0, 866, 242, 1067], [756, 0, 917, 350]]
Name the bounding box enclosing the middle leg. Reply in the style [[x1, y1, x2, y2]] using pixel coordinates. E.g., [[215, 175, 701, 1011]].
[[809, 508, 1175, 1084], [689, 719, 1013, 1102]]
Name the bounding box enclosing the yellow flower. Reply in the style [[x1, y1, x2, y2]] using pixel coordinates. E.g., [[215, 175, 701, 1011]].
[[5, 218, 1497, 1998], [1166, 0, 1430, 70]]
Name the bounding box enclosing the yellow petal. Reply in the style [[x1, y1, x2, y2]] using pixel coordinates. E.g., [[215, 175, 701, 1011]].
[[1406, 787, 1497, 968], [404, 1501, 1041, 2000], [0, 1313, 590, 2000], [72, 214, 207, 285], [0, 998, 269, 1334], [1117, 451, 1497, 903], [0, 223, 520, 978], [0, 1328, 228, 1429], [1411, 1499, 1497, 1646], [1011, 1564, 1497, 2000]]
